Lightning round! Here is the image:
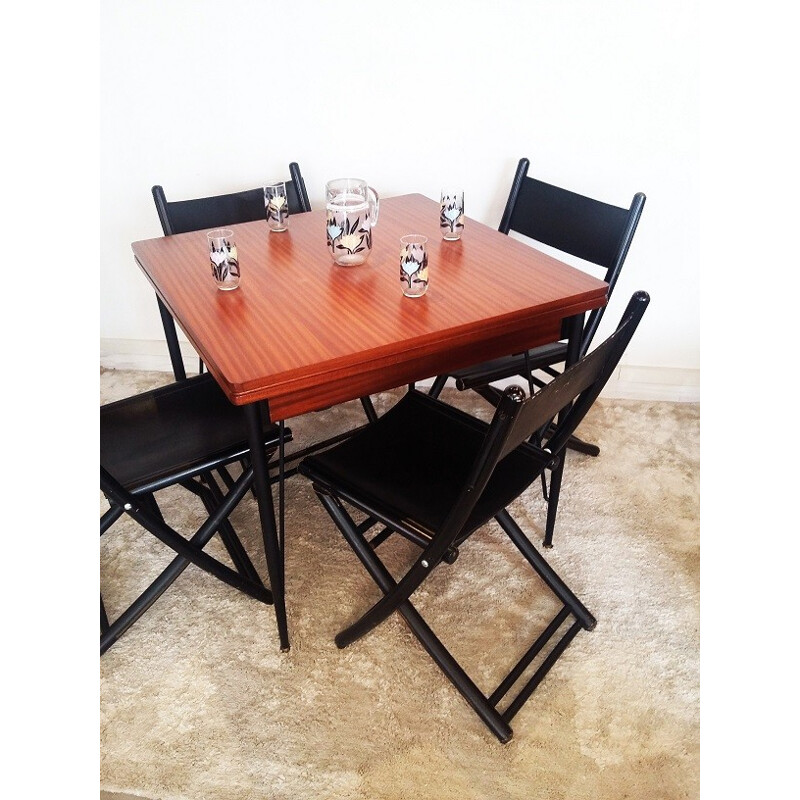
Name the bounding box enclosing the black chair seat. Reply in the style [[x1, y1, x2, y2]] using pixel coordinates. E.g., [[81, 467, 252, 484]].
[[301, 390, 550, 542], [101, 373, 288, 493]]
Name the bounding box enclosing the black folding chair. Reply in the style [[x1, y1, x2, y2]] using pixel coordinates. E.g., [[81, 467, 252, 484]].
[[428, 158, 645, 546], [100, 373, 291, 655], [430, 158, 645, 406], [299, 291, 649, 742], [151, 162, 311, 382]]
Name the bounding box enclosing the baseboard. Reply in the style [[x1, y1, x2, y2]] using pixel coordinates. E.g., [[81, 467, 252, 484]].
[[100, 338, 200, 374], [607, 364, 699, 402], [100, 339, 700, 403]]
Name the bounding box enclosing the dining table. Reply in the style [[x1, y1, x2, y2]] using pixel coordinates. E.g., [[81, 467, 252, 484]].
[[131, 192, 609, 652]]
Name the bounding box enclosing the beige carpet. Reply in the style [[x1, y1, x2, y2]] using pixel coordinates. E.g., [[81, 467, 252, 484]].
[[100, 368, 700, 800]]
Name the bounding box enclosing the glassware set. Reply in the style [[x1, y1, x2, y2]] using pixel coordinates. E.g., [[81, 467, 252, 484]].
[[208, 178, 464, 297]]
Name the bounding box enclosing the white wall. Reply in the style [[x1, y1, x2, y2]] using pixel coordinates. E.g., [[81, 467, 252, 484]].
[[100, 0, 699, 399]]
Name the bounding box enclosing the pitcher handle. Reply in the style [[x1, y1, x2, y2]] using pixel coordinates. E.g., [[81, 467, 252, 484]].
[[368, 186, 380, 227]]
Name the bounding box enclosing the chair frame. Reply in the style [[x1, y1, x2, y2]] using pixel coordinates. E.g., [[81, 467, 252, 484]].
[[498, 158, 645, 361], [429, 158, 645, 547], [100, 466, 272, 654], [100, 374, 290, 655], [431, 158, 645, 395], [301, 292, 650, 741]]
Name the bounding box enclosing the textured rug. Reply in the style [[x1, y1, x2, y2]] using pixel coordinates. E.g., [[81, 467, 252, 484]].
[[100, 368, 700, 800]]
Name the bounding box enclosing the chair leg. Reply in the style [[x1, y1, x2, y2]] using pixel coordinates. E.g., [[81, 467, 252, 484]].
[[565, 434, 600, 457], [539, 472, 549, 502], [542, 454, 564, 548], [100, 467, 273, 654], [138, 492, 166, 523], [102, 547, 201, 655], [201, 471, 264, 585], [537, 427, 596, 521], [101, 595, 110, 634], [544, 421, 600, 457], [315, 492, 592, 742], [499, 617, 583, 721], [475, 385, 505, 407], [100, 503, 125, 535], [428, 375, 448, 399], [318, 493, 432, 649], [360, 396, 378, 423], [317, 491, 513, 742], [495, 508, 595, 630], [177, 474, 263, 584], [215, 464, 237, 491], [101, 492, 273, 656], [396, 590, 514, 743]]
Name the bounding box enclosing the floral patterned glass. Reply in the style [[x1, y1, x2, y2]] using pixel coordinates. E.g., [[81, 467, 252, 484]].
[[207, 228, 240, 290], [264, 182, 289, 232], [326, 178, 380, 266], [400, 234, 429, 297], [440, 190, 465, 240]]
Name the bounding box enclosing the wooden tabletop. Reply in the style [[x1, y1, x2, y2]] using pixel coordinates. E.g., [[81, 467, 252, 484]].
[[132, 193, 608, 420]]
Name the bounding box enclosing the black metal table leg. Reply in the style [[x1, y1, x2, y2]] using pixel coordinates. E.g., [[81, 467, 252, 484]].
[[565, 313, 584, 371], [156, 296, 187, 382], [244, 402, 290, 651]]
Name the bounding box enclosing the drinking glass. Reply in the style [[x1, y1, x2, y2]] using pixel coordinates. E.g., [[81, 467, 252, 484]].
[[440, 190, 465, 240], [264, 182, 289, 232], [400, 234, 429, 297], [207, 228, 240, 290]]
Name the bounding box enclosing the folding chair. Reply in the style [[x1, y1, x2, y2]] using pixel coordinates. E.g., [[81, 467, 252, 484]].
[[100, 373, 291, 655], [299, 291, 649, 741], [151, 162, 311, 381], [429, 158, 645, 547]]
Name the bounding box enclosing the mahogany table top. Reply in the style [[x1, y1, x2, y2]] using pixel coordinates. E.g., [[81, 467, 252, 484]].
[[132, 193, 607, 420]]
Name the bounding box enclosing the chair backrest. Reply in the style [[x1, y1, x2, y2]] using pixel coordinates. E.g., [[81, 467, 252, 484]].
[[150, 162, 311, 379], [498, 157, 646, 356], [152, 161, 311, 235], [434, 291, 650, 556]]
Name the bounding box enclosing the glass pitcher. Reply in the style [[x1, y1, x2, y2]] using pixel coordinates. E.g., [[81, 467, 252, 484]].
[[325, 178, 380, 266]]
